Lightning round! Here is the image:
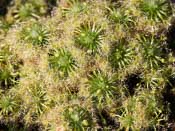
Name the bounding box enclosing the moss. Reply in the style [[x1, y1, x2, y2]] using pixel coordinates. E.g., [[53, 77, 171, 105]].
[[0, 0, 174, 130]]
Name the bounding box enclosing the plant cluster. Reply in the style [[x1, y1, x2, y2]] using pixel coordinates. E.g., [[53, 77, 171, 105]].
[[48, 48, 77, 77], [74, 22, 104, 54], [21, 22, 50, 46], [0, 46, 21, 89], [0, 0, 175, 130]]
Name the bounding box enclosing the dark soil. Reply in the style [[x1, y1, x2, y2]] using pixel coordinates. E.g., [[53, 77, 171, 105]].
[[92, 105, 119, 130], [0, 121, 43, 131], [45, 0, 57, 16], [162, 73, 175, 131], [166, 18, 175, 53], [125, 73, 141, 96], [171, 0, 175, 3], [162, 87, 175, 121], [0, 0, 13, 16]]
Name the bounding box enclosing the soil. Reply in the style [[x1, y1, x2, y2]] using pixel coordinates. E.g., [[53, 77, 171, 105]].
[[0, 0, 13, 16]]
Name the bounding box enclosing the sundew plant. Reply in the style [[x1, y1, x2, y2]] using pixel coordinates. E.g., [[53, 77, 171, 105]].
[[0, 0, 175, 130]]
